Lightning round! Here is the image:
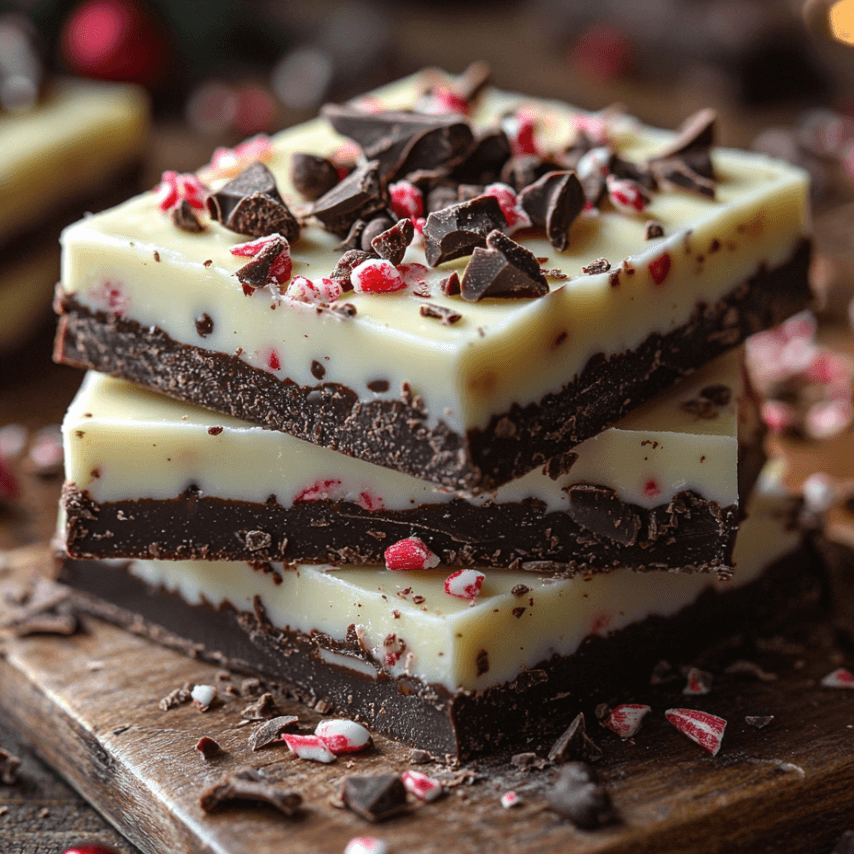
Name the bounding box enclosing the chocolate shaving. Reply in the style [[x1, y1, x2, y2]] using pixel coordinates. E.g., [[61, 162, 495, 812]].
[[0, 749, 21, 785], [170, 199, 206, 233], [234, 236, 287, 290], [371, 218, 414, 265], [500, 154, 558, 192], [200, 767, 302, 816], [547, 713, 603, 764], [582, 258, 611, 275], [650, 158, 716, 199], [248, 715, 299, 751], [745, 715, 774, 729], [438, 272, 461, 295], [422, 195, 507, 266], [547, 762, 616, 830], [310, 160, 385, 237], [644, 219, 665, 240], [195, 737, 224, 759], [519, 171, 585, 251], [565, 484, 642, 546], [451, 128, 512, 185], [341, 773, 409, 822], [420, 303, 462, 325], [651, 108, 717, 164], [330, 249, 371, 289], [207, 162, 300, 241], [461, 229, 548, 301], [291, 152, 340, 201], [159, 683, 191, 711], [241, 692, 276, 720], [680, 383, 731, 419]]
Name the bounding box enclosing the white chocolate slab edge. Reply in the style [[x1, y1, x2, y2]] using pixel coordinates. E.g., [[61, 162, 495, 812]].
[[128, 472, 797, 692], [59, 74, 808, 434], [64, 348, 744, 512]]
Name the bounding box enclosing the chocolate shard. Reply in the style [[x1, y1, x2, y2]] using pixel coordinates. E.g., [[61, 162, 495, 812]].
[[195, 736, 224, 759], [234, 237, 287, 290], [359, 214, 395, 253], [200, 767, 302, 816], [651, 108, 717, 164], [452, 128, 512, 185], [460, 229, 549, 302], [290, 152, 340, 201], [341, 773, 408, 822], [241, 691, 276, 720], [547, 713, 603, 764], [422, 195, 507, 267], [547, 762, 617, 830], [370, 217, 414, 265], [500, 154, 560, 192], [519, 171, 585, 252], [248, 715, 299, 751], [610, 154, 657, 191], [310, 160, 385, 238], [648, 108, 717, 197], [0, 748, 21, 785], [650, 158, 716, 198], [170, 199, 206, 233], [420, 303, 462, 326], [330, 249, 372, 289], [207, 162, 300, 242], [565, 484, 642, 546]]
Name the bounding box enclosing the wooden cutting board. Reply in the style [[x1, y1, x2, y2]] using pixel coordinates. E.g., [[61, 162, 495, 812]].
[[1, 543, 854, 854]]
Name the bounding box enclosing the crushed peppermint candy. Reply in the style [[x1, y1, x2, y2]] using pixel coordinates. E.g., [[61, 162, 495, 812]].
[[604, 704, 651, 739], [230, 234, 292, 285], [500, 790, 523, 809], [191, 684, 217, 712], [384, 537, 440, 571], [665, 708, 726, 756], [344, 838, 389, 854], [286, 275, 343, 304], [683, 667, 713, 696], [282, 733, 337, 763], [502, 109, 539, 156], [606, 174, 650, 214], [576, 146, 612, 181], [351, 259, 407, 294], [389, 181, 424, 221], [315, 719, 372, 755], [821, 667, 854, 688], [155, 170, 208, 212], [401, 769, 444, 802], [483, 183, 532, 234], [444, 569, 485, 602]]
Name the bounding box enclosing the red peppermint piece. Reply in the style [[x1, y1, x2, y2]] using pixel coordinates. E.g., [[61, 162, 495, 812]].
[[230, 234, 293, 285], [285, 275, 343, 304], [648, 252, 672, 286], [643, 479, 661, 499], [821, 667, 854, 688], [294, 478, 343, 503], [62, 846, 122, 854], [266, 348, 281, 372], [380, 634, 407, 667], [351, 259, 406, 294], [444, 569, 485, 602], [282, 733, 336, 763], [606, 175, 650, 214], [154, 170, 208, 212], [384, 537, 440, 571], [206, 134, 274, 178], [576, 146, 612, 181], [315, 719, 371, 754], [389, 181, 424, 221], [500, 790, 522, 809], [483, 183, 532, 233], [345, 837, 389, 854], [397, 263, 429, 289], [604, 704, 651, 739], [503, 109, 539, 156], [0, 454, 20, 502], [191, 684, 217, 712], [665, 708, 726, 756], [401, 769, 444, 802], [683, 667, 713, 696]]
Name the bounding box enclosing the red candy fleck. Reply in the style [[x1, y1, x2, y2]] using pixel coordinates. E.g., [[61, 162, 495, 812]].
[[821, 667, 854, 688], [606, 174, 649, 214], [648, 252, 672, 285], [345, 838, 389, 854], [397, 263, 429, 289], [266, 348, 281, 371], [384, 537, 440, 571], [500, 790, 522, 809], [589, 612, 612, 635], [285, 275, 342, 304], [665, 708, 727, 756], [381, 634, 407, 667], [230, 234, 293, 285], [282, 733, 336, 763], [62, 846, 121, 854], [89, 280, 128, 316], [444, 569, 485, 602], [604, 704, 651, 739], [483, 183, 532, 233], [351, 259, 406, 294], [0, 454, 19, 502], [357, 490, 385, 511], [389, 181, 424, 221], [314, 719, 371, 754], [294, 478, 343, 503], [401, 769, 444, 802], [643, 479, 661, 499], [154, 170, 208, 212]]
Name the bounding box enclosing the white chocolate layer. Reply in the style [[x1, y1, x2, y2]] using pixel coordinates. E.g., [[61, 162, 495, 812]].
[[127, 476, 799, 693], [63, 348, 746, 513], [59, 75, 808, 436]]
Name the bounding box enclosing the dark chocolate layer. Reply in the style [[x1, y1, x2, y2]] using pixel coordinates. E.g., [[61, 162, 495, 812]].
[[62, 485, 738, 575], [61, 534, 828, 759], [54, 239, 810, 491]]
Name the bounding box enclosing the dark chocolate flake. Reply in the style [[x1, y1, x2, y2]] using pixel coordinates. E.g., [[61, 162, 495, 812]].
[[461, 230, 549, 302], [310, 161, 385, 237], [194, 312, 214, 337], [644, 219, 665, 240], [651, 108, 717, 164], [422, 195, 507, 267], [438, 272, 461, 296], [249, 715, 299, 751], [341, 773, 409, 822], [566, 484, 642, 546], [475, 648, 490, 676], [542, 451, 578, 480], [371, 217, 414, 265], [518, 171, 585, 252], [291, 152, 340, 201], [548, 713, 603, 764], [650, 158, 715, 199], [170, 199, 205, 233], [310, 360, 326, 380], [745, 715, 774, 730], [420, 303, 462, 325], [548, 762, 617, 830], [196, 737, 224, 759], [200, 767, 302, 816], [582, 258, 611, 275]]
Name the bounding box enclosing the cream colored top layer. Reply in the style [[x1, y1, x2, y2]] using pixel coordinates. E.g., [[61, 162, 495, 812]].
[[60, 76, 808, 433], [64, 349, 743, 511], [129, 474, 798, 692], [0, 78, 149, 244]]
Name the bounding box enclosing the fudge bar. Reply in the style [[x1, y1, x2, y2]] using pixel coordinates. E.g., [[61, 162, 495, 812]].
[[1, 75, 148, 352], [60, 349, 764, 575], [60, 470, 828, 759], [54, 70, 811, 491]]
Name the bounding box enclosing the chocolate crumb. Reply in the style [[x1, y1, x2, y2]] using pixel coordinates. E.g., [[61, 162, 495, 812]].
[[511, 752, 548, 770], [608, 269, 621, 287], [153, 250, 160, 262], [242, 530, 272, 552], [241, 692, 276, 720], [207, 426, 223, 436], [511, 584, 530, 596], [475, 649, 490, 676], [745, 715, 775, 730], [170, 199, 206, 233], [547, 762, 617, 830], [203, 259, 213, 267], [645, 220, 665, 240], [548, 713, 602, 764], [582, 258, 611, 275], [200, 767, 302, 816], [341, 773, 408, 822], [409, 749, 433, 765], [0, 749, 21, 785], [512, 607, 526, 618], [249, 715, 299, 751], [241, 677, 263, 696], [438, 272, 461, 296], [310, 360, 326, 380], [194, 312, 214, 338], [196, 736, 224, 759], [542, 451, 578, 480], [367, 379, 390, 393], [159, 683, 191, 711], [420, 303, 462, 325]]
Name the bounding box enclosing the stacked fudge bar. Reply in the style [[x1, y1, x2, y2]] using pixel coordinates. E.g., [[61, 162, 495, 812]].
[[53, 67, 820, 758]]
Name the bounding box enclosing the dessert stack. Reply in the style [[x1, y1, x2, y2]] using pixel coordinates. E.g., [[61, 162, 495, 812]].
[[53, 67, 818, 758]]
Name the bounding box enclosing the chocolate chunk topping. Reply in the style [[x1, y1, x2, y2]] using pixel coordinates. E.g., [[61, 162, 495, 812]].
[[419, 303, 462, 325], [194, 312, 214, 338], [565, 484, 642, 546], [582, 258, 611, 275], [610, 154, 656, 190], [241, 692, 276, 720], [207, 162, 300, 241], [170, 199, 206, 233], [426, 184, 460, 214], [367, 379, 390, 393], [650, 158, 716, 198], [422, 195, 507, 266], [700, 383, 731, 406], [542, 451, 578, 480], [341, 773, 408, 822], [0, 749, 21, 785], [234, 236, 287, 290], [195, 736, 224, 759], [644, 219, 665, 240], [310, 160, 385, 238], [511, 584, 530, 596], [548, 762, 616, 830], [438, 271, 461, 296], [547, 713, 602, 764], [519, 171, 585, 251], [652, 108, 717, 163], [371, 218, 414, 265], [475, 648, 490, 676], [338, 218, 368, 252], [461, 229, 549, 302], [248, 715, 299, 751], [500, 154, 558, 192], [358, 214, 394, 252], [200, 767, 302, 816], [648, 108, 717, 196], [310, 360, 326, 380], [452, 129, 512, 185], [331, 249, 372, 289], [290, 152, 340, 201]]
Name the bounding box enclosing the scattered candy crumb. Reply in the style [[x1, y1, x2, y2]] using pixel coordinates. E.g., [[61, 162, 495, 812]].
[[191, 684, 217, 712], [282, 733, 337, 763], [384, 537, 440, 571], [444, 569, 485, 602], [315, 719, 372, 755], [500, 790, 522, 809], [401, 769, 444, 802]]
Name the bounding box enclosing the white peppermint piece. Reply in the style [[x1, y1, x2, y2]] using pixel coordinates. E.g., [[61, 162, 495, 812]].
[[315, 719, 371, 754], [191, 684, 217, 711], [821, 667, 854, 688], [604, 704, 651, 739], [344, 837, 389, 854], [444, 569, 485, 602], [401, 769, 444, 802], [500, 790, 522, 809], [282, 733, 337, 763]]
